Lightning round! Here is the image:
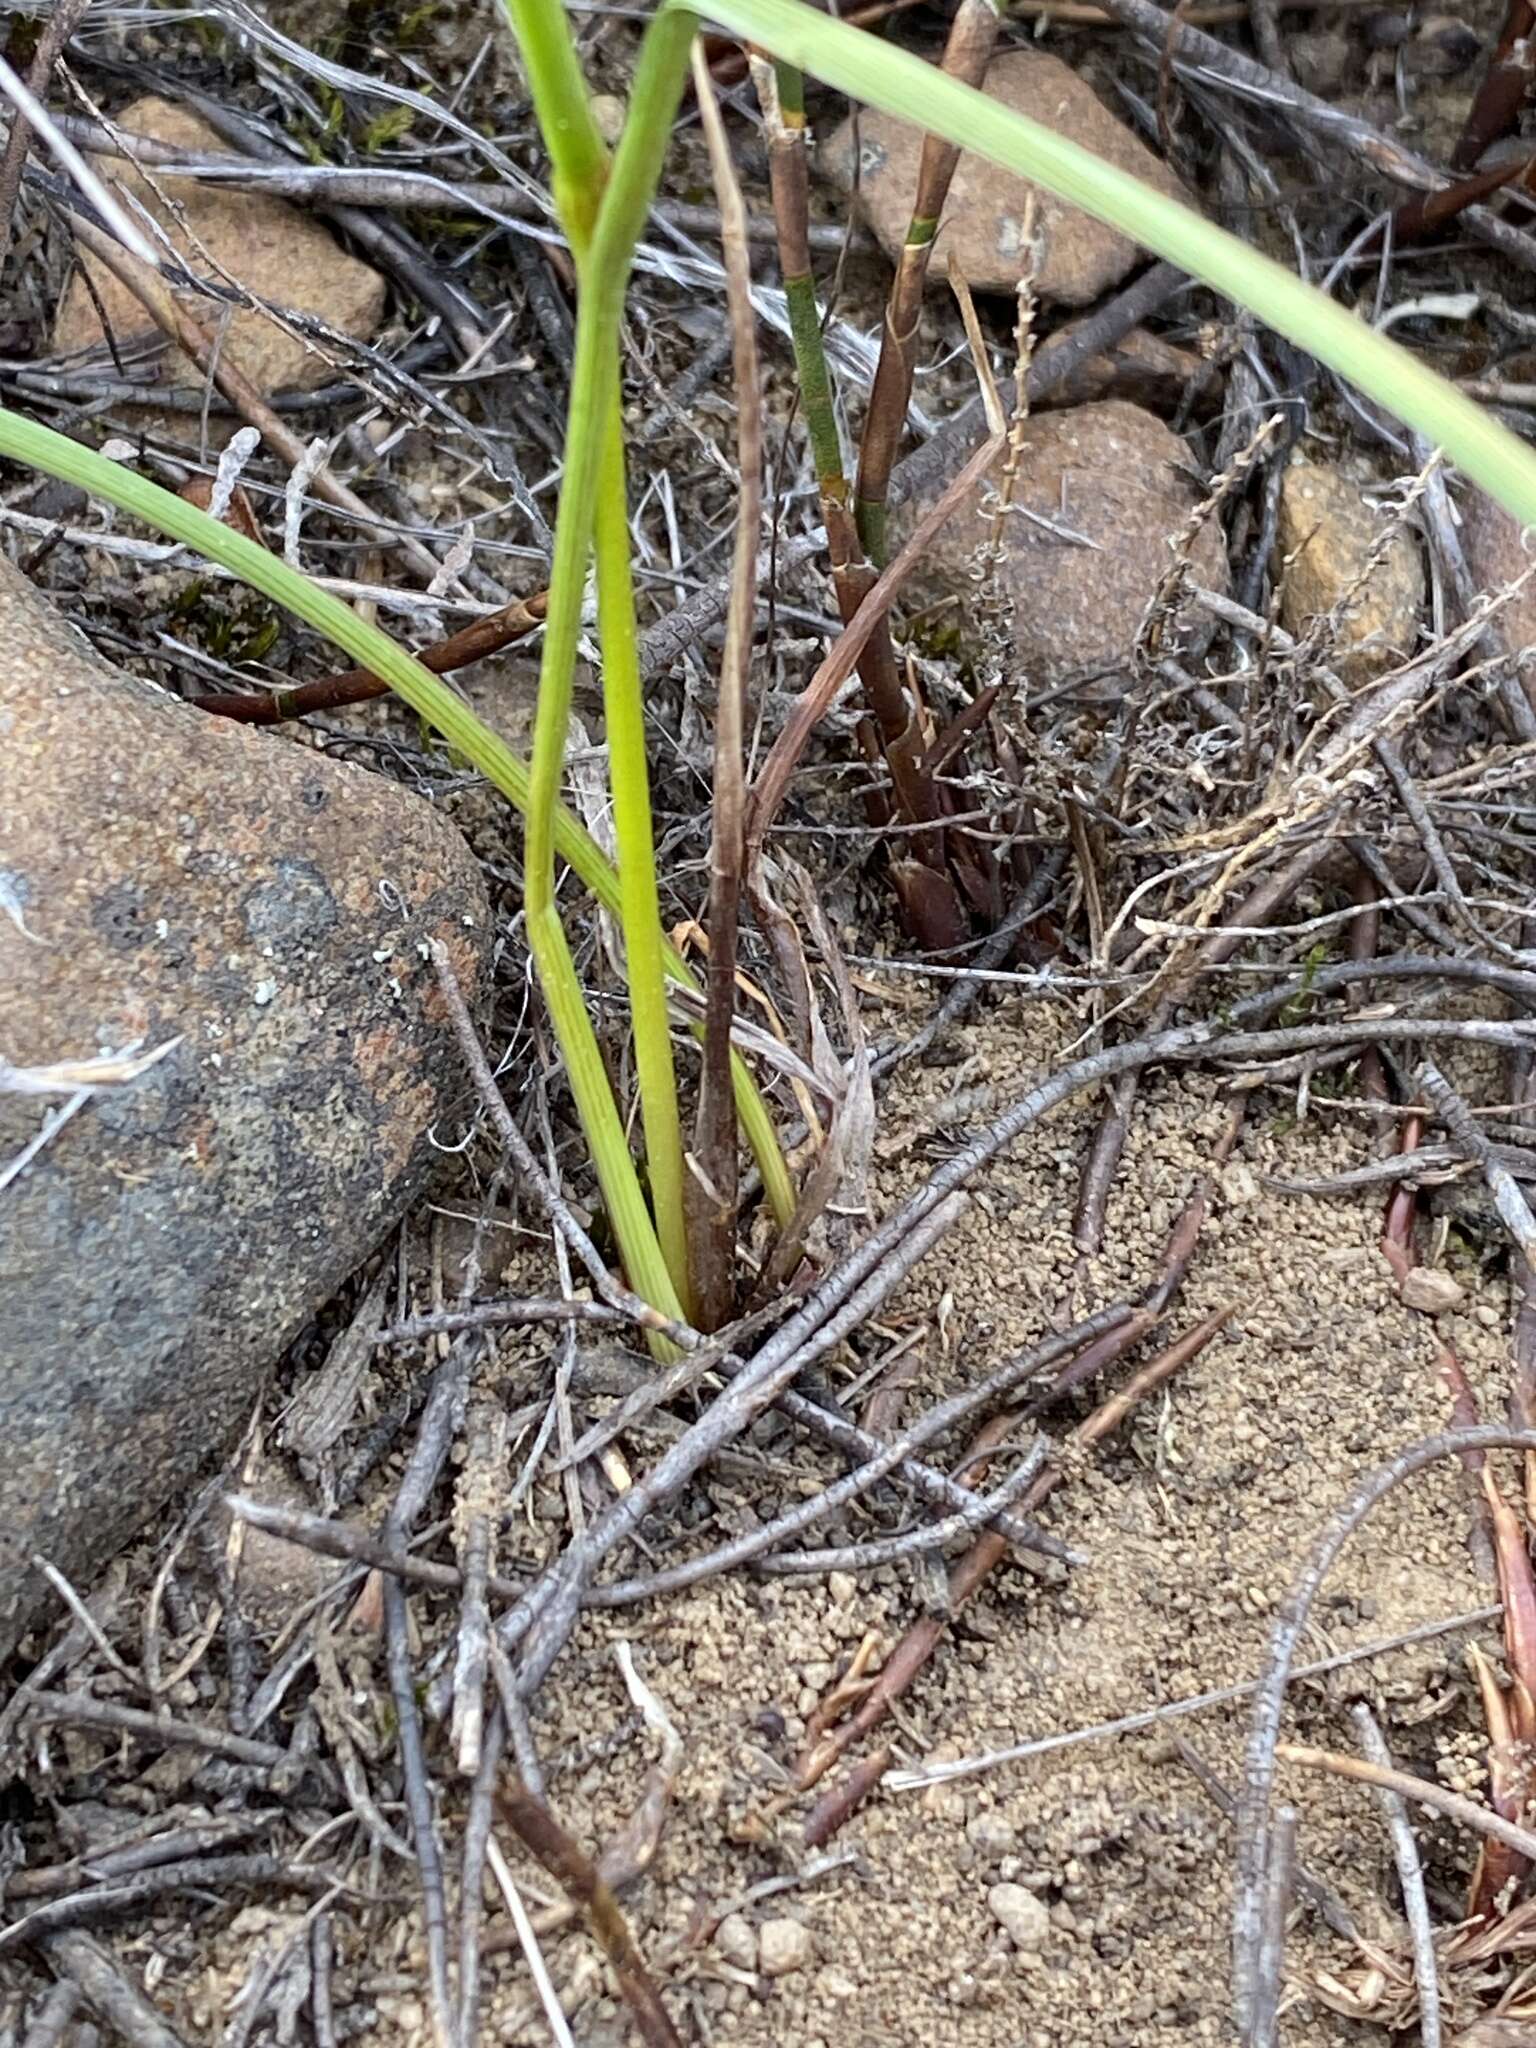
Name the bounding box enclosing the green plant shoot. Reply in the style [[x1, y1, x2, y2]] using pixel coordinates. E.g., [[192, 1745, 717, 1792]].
[[503, 0, 697, 1319], [10, 0, 1536, 1341]]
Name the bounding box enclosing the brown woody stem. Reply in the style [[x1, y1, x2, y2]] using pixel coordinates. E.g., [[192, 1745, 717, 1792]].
[[853, 0, 1001, 564], [194, 592, 548, 723], [495, 1777, 682, 2048]]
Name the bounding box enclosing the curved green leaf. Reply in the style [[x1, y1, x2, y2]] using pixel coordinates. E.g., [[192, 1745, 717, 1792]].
[[685, 0, 1536, 527]]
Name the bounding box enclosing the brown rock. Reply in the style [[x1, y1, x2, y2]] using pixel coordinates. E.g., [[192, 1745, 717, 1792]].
[[1274, 460, 1424, 679], [903, 399, 1229, 683], [1400, 1266, 1465, 1314], [759, 1918, 815, 1977], [0, 556, 488, 1658], [1460, 487, 1536, 691], [1033, 323, 1212, 417], [53, 97, 386, 395], [822, 52, 1189, 305]]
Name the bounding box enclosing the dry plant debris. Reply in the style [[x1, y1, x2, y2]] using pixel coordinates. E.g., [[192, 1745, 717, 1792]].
[[7, 0, 1536, 2042]]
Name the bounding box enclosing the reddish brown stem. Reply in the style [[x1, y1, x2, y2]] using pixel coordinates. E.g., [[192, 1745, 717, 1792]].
[[1391, 152, 1534, 244], [860, 237, 1019, 926], [1451, 0, 1536, 171], [753, 55, 965, 949], [826, 516, 951, 879], [1485, 1463, 1536, 1702], [922, 684, 1004, 781], [194, 592, 548, 723], [799, 1306, 1232, 1840], [495, 1778, 682, 2048], [1348, 861, 1388, 1111], [852, 0, 1002, 565], [1379, 1110, 1425, 1285], [802, 1748, 891, 1848], [1074, 1073, 1140, 1255], [745, 428, 1005, 859], [1466, 1642, 1530, 1922]]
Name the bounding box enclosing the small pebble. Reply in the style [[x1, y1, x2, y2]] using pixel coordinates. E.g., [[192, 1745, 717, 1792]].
[[988, 1882, 1050, 1951], [967, 1812, 1018, 1857], [1401, 1266, 1465, 1314], [715, 1913, 758, 1972], [759, 1917, 815, 1977]]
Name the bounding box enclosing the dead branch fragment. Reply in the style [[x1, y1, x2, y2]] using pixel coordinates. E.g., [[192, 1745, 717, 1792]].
[[495, 1778, 683, 2048]]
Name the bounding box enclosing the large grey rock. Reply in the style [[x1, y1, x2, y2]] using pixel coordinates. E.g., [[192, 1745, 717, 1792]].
[[901, 399, 1229, 684], [822, 52, 1189, 306], [0, 556, 489, 1658]]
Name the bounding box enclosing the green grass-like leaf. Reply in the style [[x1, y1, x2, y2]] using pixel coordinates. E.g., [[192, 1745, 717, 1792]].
[[682, 0, 1536, 528]]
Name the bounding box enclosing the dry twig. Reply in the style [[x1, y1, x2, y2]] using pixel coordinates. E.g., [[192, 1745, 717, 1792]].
[[65, 209, 443, 582], [1235, 1426, 1536, 2046], [495, 1778, 682, 2048], [1349, 1702, 1443, 2048], [0, 0, 91, 268]]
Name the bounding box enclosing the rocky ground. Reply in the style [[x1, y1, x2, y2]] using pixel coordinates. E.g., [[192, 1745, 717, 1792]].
[[4, 0, 1536, 2041]]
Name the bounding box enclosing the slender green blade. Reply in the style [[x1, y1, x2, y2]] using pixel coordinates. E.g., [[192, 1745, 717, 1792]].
[[684, 0, 1536, 527]]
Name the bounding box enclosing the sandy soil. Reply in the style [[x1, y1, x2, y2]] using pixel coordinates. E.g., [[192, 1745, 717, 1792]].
[[2, 3, 1522, 2040], [142, 995, 1512, 2048]]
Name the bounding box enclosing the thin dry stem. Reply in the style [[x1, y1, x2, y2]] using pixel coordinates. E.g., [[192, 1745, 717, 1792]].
[[494, 1779, 682, 2048], [689, 46, 760, 1331], [1349, 1703, 1443, 2048], [1280, 1741, 1536, 1865]]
